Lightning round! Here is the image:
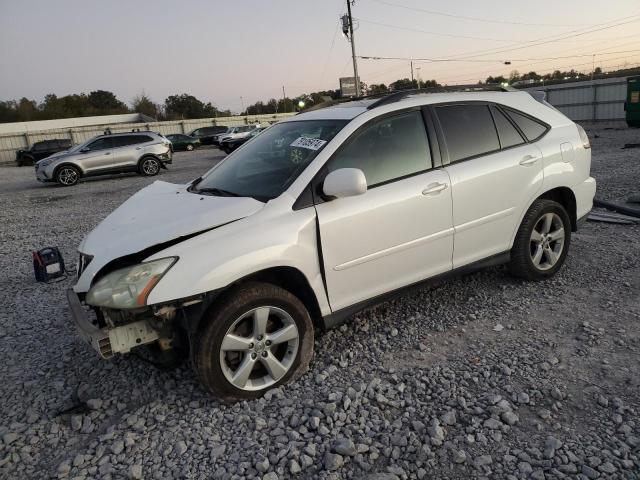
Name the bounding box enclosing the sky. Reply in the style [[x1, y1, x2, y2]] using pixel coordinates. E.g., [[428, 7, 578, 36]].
[[1, 0, 640, 112]]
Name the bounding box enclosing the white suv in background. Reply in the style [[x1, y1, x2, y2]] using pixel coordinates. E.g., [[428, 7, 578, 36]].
[[68, 89, 595, 400]]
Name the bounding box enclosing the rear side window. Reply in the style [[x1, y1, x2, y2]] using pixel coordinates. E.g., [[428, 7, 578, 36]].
[[436, 104, 500, 162], [504, 109, 547, 141], [327, 110, 432, 187], [490, 106, 525, 148]]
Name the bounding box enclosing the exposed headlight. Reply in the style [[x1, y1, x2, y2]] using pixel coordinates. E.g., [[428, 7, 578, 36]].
[[86, 257, 177, 309]]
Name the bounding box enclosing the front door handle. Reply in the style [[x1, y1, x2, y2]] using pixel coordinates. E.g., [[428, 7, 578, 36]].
[[422, 182, 448, 195], [136, 147, 142, 150], [104, 152, 111, 155], [519, 154, 540, 166]]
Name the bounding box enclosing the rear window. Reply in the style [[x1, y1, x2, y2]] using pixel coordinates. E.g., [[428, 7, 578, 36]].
[[436, 104, 500, 162], [490, 106, 525, 149], [504, 109, 548, 141]]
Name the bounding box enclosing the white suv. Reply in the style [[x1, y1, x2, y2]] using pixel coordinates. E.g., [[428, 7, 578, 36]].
[[68, 89, 596, 400]]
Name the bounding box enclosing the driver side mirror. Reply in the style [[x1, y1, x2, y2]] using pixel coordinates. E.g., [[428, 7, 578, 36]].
[[323, 168, 367, 199], [80, 147, 90, 153]]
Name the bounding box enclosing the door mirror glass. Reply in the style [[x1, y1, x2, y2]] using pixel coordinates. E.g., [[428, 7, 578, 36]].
[[323, 168, 367, 199], [80, 147, 90, 153]]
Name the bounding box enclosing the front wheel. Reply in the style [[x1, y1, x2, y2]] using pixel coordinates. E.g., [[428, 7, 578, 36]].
[[55, 165, 80, 186], [139, 157, 160, 176], [186, 144, 194, 151], [509, 199, 571, 281], [192, 282, 314, 401]]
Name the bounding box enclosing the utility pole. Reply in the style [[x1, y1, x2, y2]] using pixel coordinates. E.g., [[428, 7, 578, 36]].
[[410, 61, 414, 85], [345, 0, 361, 97], [416, 67, 421, 89], [591, 54, 596, 81], [282, 86, 287, 113]]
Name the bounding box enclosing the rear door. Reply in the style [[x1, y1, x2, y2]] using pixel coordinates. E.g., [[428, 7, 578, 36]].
[[433, 103, 545, 268], [315, 109, 454, 311], [113, 135, 152, 168]]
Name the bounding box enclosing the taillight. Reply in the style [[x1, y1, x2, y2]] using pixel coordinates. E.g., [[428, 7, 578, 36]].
[[577, 125, 591, 149]]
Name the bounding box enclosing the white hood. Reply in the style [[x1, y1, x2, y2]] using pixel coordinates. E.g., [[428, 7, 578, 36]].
[[75, 181, 264, 291]]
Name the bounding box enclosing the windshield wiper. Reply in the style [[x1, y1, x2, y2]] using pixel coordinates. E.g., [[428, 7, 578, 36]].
[[195, 187, 242, 197]]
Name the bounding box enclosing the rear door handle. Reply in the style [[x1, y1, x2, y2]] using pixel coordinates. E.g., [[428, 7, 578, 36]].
[[104, 152, 111, 155], [136, 147, 142, 150], [422, 182, 448, 195], [519, 154, 540, 166]]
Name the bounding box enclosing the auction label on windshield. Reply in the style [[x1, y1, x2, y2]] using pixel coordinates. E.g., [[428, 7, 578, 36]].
[[290, 137, 327, 151]]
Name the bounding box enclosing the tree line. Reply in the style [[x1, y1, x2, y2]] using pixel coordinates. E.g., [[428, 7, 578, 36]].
[[3, 65, 635, 123], [0, 91, 234, 124]]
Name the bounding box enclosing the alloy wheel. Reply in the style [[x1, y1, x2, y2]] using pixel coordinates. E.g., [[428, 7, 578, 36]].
[[219, 306, 299, 391], [530, 212, 565, 271], [58, 167, 78, 185], [142, 158, 159, 175]]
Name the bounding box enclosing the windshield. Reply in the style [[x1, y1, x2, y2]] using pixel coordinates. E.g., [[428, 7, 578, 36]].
[[191, 119, 348, 201]]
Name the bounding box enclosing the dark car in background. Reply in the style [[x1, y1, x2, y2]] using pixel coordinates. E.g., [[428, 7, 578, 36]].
[[166, 134, 200, 151], [220, 127, 265, 154], [188, 126, 230, 145], [16, 139, 72, 166]]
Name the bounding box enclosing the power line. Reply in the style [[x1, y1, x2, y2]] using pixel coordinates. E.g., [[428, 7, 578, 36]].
[[444, 16, 640, 61], [367, 0, 585, 28], [357, 18, 518, 43], [358, 49, 640, 64]]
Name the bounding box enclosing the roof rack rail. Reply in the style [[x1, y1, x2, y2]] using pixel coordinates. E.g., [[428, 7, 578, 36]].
[[366, 84, 515, 110]]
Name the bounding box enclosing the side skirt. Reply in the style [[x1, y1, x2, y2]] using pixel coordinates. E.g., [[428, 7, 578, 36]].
[[321, 251, 511, 330]]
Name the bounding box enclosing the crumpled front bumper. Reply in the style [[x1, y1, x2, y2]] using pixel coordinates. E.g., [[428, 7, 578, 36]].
[[67, 289, 159, 359]]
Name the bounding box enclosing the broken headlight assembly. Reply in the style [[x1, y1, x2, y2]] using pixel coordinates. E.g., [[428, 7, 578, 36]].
[[86, 257, 177, 309]]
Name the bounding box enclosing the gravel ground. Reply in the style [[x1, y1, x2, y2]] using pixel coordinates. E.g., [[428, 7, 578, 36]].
[[0, 127, 638, 480]]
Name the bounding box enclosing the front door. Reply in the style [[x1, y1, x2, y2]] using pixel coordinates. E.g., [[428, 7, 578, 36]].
[[314, 110, 454, 311], [79, 137, 116, 173]]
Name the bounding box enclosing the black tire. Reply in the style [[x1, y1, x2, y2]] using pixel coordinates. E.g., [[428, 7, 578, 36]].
[[55, 165, 81, 186], [138, 156, 161, 176], [509, 199, 571, 281], [186, 144, 194, 151], [192, 282, 314, 402]]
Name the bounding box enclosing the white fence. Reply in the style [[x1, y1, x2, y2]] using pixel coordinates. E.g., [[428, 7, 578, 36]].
[[0, 113, 296, 165], [525, 76, 628, 122]]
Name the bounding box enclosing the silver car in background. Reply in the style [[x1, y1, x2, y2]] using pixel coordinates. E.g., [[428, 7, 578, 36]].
[[35, 131, 172, 186]]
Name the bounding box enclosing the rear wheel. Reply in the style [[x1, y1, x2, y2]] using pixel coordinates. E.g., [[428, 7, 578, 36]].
[[139, 157, 160, 176], [509, 199, 571, 281], [192, 282, 314, 401], [55, 165, 80, 186], [186, 144, 194, 151]]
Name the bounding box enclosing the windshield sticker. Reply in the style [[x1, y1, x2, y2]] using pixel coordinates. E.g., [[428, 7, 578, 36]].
[[290, 137, 327, 151]]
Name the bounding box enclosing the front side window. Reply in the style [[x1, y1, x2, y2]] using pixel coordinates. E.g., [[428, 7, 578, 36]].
[[192, 120, 347, 201], [326, 110, 432, 187], [436, 104, 500, 162], [505, 109, 548, 141], [86, 138, 113, 151]]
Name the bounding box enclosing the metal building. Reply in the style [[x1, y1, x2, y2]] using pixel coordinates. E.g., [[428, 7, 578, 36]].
[[524, 76, 627, 122]]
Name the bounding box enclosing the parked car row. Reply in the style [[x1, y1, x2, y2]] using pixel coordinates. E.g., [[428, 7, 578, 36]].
[[21, 123, 268, 187]]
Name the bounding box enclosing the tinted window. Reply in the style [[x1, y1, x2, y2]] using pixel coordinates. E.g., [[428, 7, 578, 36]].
[[491, 106, 525, 148], [327, 111, 431, 187], [86, 138, 113, 151], [32, 142, 46, 151], [505, 109, 547, 141], [57, 139, 71, 149], [436, 104, 499, 162]]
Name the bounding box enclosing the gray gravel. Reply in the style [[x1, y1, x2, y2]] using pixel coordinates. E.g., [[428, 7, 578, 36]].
[[0, 127, 639, 479]]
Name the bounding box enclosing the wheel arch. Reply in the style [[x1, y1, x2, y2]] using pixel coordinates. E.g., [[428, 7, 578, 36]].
[[53, 162, 84, 178], [537, 187, 577, 231], [510, 186, 577, 249], [221, 266, 324, 331], [187, 266, 324, 333]]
